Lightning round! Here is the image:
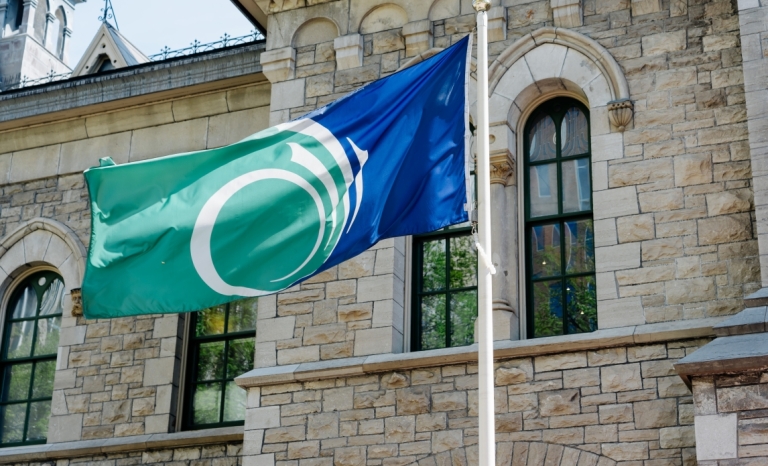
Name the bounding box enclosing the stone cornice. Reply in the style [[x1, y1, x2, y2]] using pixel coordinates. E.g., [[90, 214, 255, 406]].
[[0, 41, 267, 130], [0, 426, 243, 463], [236, 317, 724, 389]]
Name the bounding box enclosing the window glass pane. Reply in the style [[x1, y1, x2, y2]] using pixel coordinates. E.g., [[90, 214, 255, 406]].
[[196, 306, 226, 337], [226, 338, 255, 379], [530, 224, 561, 279], [562, 158, 591, 213], [532, 280, 563, 338], [560, 107, 589, 157], [1, 404, 26, 443], [421, 239, 446, 292], [11, 286, 37, 320], [196, 341, 225, 381], [449, 291, 477, 347], [527, 114, 557, 162], [3, 364, 31, 402], [39, 278, 64, 316], [449, 236, 477, 289], [25, 400, 50, 441], [420, 295, 446, 351], [228, 298, 258, 333], [529, 163, 559, 218], [223, 381, 246, 422], [6, 322, 34, 359], [565, 220, 595, 275], [566, 276, 597, 335], [31, 360, 55, 399], [193, 383, 222, 425], [33, 317, 60, 356]]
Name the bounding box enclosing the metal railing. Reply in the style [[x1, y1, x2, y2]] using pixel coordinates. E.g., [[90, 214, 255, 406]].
[[4, 30, 265, 92]]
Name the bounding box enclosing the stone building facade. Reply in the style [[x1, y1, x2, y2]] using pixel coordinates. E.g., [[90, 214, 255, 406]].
[[0, 0, 767, 464]]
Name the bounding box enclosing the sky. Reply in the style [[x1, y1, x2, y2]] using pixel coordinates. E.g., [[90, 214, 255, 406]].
[[67, 0, 257, 66]]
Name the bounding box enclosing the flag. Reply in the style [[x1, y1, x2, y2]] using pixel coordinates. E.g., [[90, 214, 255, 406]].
[[82, 36, 472, 318]]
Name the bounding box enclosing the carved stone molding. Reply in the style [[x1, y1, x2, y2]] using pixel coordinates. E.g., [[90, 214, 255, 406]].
[[490, 158, 514, 186], [608, 98, 634, 132]]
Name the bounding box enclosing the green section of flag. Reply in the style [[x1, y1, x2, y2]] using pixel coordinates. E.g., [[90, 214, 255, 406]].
[[83, 125, 348, 319]]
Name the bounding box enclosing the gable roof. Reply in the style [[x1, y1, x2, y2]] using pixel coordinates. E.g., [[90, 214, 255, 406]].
[[71, 22, 149, 77]]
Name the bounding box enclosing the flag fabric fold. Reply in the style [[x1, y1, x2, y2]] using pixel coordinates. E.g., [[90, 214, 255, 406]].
[[82, 36, 472, 318]]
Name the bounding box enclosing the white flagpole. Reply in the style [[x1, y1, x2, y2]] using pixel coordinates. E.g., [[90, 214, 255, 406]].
[[473, 1, 495, 465]]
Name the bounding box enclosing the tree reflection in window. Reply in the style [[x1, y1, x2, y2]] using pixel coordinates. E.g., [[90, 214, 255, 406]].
[[412, 227, 478, 351], [525, 98, 597, 338], [0, 271, 63, 447], [184, 299, 256, 429]]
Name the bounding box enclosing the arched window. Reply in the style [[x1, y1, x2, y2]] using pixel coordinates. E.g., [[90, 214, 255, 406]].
[[0, 271, 63, 446], [183, 298, 257, 429], [53, 8, 65, 58], [524, 98, 596, 338], [4, 0, 23, 33]]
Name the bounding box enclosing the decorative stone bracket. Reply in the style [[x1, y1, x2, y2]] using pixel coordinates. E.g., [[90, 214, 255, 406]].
[[70, 288, 83, 317], [402, 20, 432, 57], [334, 34, 363, 70], [260, 46, 295, 83], [490, 157, 514, 186], [487, 7, 507, 43], [608, 98, 634, 132], [552, 0, 583, 27]]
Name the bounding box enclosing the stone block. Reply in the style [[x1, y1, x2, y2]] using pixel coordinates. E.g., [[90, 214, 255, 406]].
[[593, 186, 639, 220], [631, 0, 661, 14], [172, 92, 229, 121], [599, 403, 633, 423], [334, 34, 363, 70], [402, 20, 432, 57], [85, 103, 174, 137], [10, 144, 60, 183], [256, 317, 296, 343], [354, 327, 394, 356], [591, 133, 624, 162], [324, 387, 354, 412], [227, 83, 272, 112], [246, 406, 281, 429], [278, 345, 319, 364], [601, 363, 642, 392], [535, 352, 587, 372], [634, 399, 678, 428], [260, 47, 296, 82], [675, 154, 713, 186], [595, 243, 641, 272], [698, 214, 752, 245], [59, 132, 131, 175], [208, 106, 271, 149], [539, 390, 580, 416], [660, 425, 695, 448], [432, 429, 463, 454], [47, 413, 83, 442], [617, 215, 655, 243], [601, 442, 649, 461], [271, 79, 306, 111], [130, 119, 208, 162], [642, 31, 686, 56], [696, 414, 737, 460], [143, 357, 176, 386]]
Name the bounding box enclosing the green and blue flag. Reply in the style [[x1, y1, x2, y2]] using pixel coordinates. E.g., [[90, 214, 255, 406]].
[[82, 37, 472, 318]]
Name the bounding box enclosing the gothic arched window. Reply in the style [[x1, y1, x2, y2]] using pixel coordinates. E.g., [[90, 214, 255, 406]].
[[0, 271, 63, 446], [524, 98, 596, 338]]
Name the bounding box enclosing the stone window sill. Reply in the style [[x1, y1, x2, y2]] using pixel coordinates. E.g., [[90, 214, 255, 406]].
[[0, 426, 243, 463], [236, 317, 723, 388]]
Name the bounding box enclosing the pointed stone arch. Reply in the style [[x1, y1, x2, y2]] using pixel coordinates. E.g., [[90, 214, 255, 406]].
[[488, 27, 630, 133], [0, 218, 87, 317]]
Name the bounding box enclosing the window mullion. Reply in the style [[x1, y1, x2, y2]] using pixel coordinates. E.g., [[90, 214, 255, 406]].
[[219, 338, 229, 424], [444, 238, 451, 349]]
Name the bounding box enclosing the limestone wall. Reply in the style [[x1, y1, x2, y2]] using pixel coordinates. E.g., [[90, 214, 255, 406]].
[[254, 0, 761, 363], [242, 339, 705, 465]]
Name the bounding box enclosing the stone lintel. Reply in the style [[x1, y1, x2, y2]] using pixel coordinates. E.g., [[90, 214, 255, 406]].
[[236, 316, 722, 389], [744, 287, 768, 307], [675, 332, 768, 388], [260, 46, 296, 83], [712, 306, 768, 336], [334, 34, 363, 70], [0, 426, 243, 463]]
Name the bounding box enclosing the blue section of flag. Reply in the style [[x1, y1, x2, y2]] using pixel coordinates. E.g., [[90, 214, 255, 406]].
[[309, 36, 471, 274]]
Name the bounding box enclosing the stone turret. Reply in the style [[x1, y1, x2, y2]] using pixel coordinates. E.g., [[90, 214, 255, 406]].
[[0, 0, 84, 90]]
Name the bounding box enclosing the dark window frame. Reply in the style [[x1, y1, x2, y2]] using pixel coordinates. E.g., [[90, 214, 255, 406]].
[[411, 226, 478, 352], [0, 270, 63, 448], [523, 97, 597, 338], [182, 303, 256, 431]]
